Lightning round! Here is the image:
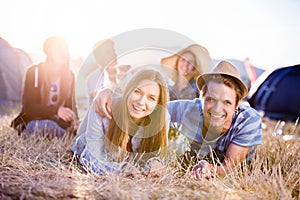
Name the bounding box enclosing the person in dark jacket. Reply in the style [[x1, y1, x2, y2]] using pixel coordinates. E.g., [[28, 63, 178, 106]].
[[11, 36, 78, 137]]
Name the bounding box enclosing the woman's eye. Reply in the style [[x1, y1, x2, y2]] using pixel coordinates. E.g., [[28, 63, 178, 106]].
[[134, 89, 141, 94], [150, 97, 157, 101]]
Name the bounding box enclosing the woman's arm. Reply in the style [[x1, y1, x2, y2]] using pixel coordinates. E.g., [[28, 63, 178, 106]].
[[79, 105, 127, 174], [84, 104, 109, 161]]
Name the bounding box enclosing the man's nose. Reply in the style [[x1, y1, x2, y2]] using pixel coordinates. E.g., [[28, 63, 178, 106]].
[[213, 101, 223, 112]]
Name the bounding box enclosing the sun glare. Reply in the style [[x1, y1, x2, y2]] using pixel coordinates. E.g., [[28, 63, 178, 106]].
[[1, 0, 300, 68]]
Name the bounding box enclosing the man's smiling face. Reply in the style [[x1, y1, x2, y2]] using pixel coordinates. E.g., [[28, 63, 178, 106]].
[[202, 81, 238, 134]]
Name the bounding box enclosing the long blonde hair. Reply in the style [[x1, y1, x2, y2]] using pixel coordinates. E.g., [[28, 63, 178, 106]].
[[104, 68, 169, 159]]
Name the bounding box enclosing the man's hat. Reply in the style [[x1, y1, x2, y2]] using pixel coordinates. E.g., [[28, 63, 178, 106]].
[[196, 60, 248, 99]]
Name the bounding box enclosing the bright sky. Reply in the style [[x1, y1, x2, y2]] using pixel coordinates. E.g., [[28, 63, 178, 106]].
[[1, 0, 300, 69]]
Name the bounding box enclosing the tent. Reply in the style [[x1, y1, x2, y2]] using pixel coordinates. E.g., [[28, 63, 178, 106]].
[[0, 37, 32, 103], [248, 64, 300, 121], [212, 58, 265, 90]]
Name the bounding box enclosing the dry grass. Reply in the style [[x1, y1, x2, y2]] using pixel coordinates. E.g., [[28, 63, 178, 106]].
[[1, 104, 299, 200]]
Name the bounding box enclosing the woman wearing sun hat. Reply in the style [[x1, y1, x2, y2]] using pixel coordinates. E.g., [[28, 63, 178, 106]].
[[161, 44, 213, 100]]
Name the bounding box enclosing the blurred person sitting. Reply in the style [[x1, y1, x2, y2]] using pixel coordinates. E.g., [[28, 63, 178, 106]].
[[11, 36, 78, 137], [86, 39, 131, 105], [86, 39, 117, 104], [161, 44, 212, 101]]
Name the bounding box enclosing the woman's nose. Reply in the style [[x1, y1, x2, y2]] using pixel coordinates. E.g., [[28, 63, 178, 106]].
[[136, 95, 146, 105]]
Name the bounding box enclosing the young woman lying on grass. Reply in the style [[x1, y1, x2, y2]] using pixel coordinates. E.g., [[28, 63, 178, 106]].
[[71, 67, 169, 177]]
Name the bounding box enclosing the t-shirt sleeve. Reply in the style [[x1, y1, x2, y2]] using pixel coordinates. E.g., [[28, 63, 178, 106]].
[[231, 107, 263, 147], [167, 99, 200, 124], [167, 100, 183, 123]]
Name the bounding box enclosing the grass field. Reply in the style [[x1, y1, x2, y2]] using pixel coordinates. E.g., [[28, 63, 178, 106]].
[[0, 104, 299, 199]]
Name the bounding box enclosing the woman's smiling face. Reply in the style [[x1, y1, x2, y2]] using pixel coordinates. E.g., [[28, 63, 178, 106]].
[[177, 52, 195, 77], [127, 80, 160, 124]]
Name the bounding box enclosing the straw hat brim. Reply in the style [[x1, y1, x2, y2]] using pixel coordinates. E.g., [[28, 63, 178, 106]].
[[160, 44, 213, 80], [196, 72, 248, 99]]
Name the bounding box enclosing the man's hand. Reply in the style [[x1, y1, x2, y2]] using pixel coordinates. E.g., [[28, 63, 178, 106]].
[[93, 88, 113, 119], [192, 160, 214, 179]]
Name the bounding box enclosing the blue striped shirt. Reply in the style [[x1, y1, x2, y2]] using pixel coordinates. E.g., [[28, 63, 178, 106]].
[[167, 98, 262, 162]]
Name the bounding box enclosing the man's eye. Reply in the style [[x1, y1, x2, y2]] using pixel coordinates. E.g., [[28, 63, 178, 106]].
[[206, 98, 213, 102], [224, 101, 232, 105]]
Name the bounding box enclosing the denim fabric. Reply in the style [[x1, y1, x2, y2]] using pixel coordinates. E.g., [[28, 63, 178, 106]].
[[80, 147, 124, 175], [25, 120, 66, 137]]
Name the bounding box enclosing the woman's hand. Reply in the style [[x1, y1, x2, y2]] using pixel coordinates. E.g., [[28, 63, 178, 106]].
[[121, 162, 142, 178], [148, 159, 165, 177], [144, 158, 165, 178]]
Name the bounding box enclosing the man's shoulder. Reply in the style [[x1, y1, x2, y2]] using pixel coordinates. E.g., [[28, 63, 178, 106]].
[[167, 98, 202, 112], [238, 102, 261, 119], [168, 98, 201, 103]]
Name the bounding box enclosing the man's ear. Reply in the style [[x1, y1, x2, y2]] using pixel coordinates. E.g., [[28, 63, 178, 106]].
[[236, 100, 241, 110]]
